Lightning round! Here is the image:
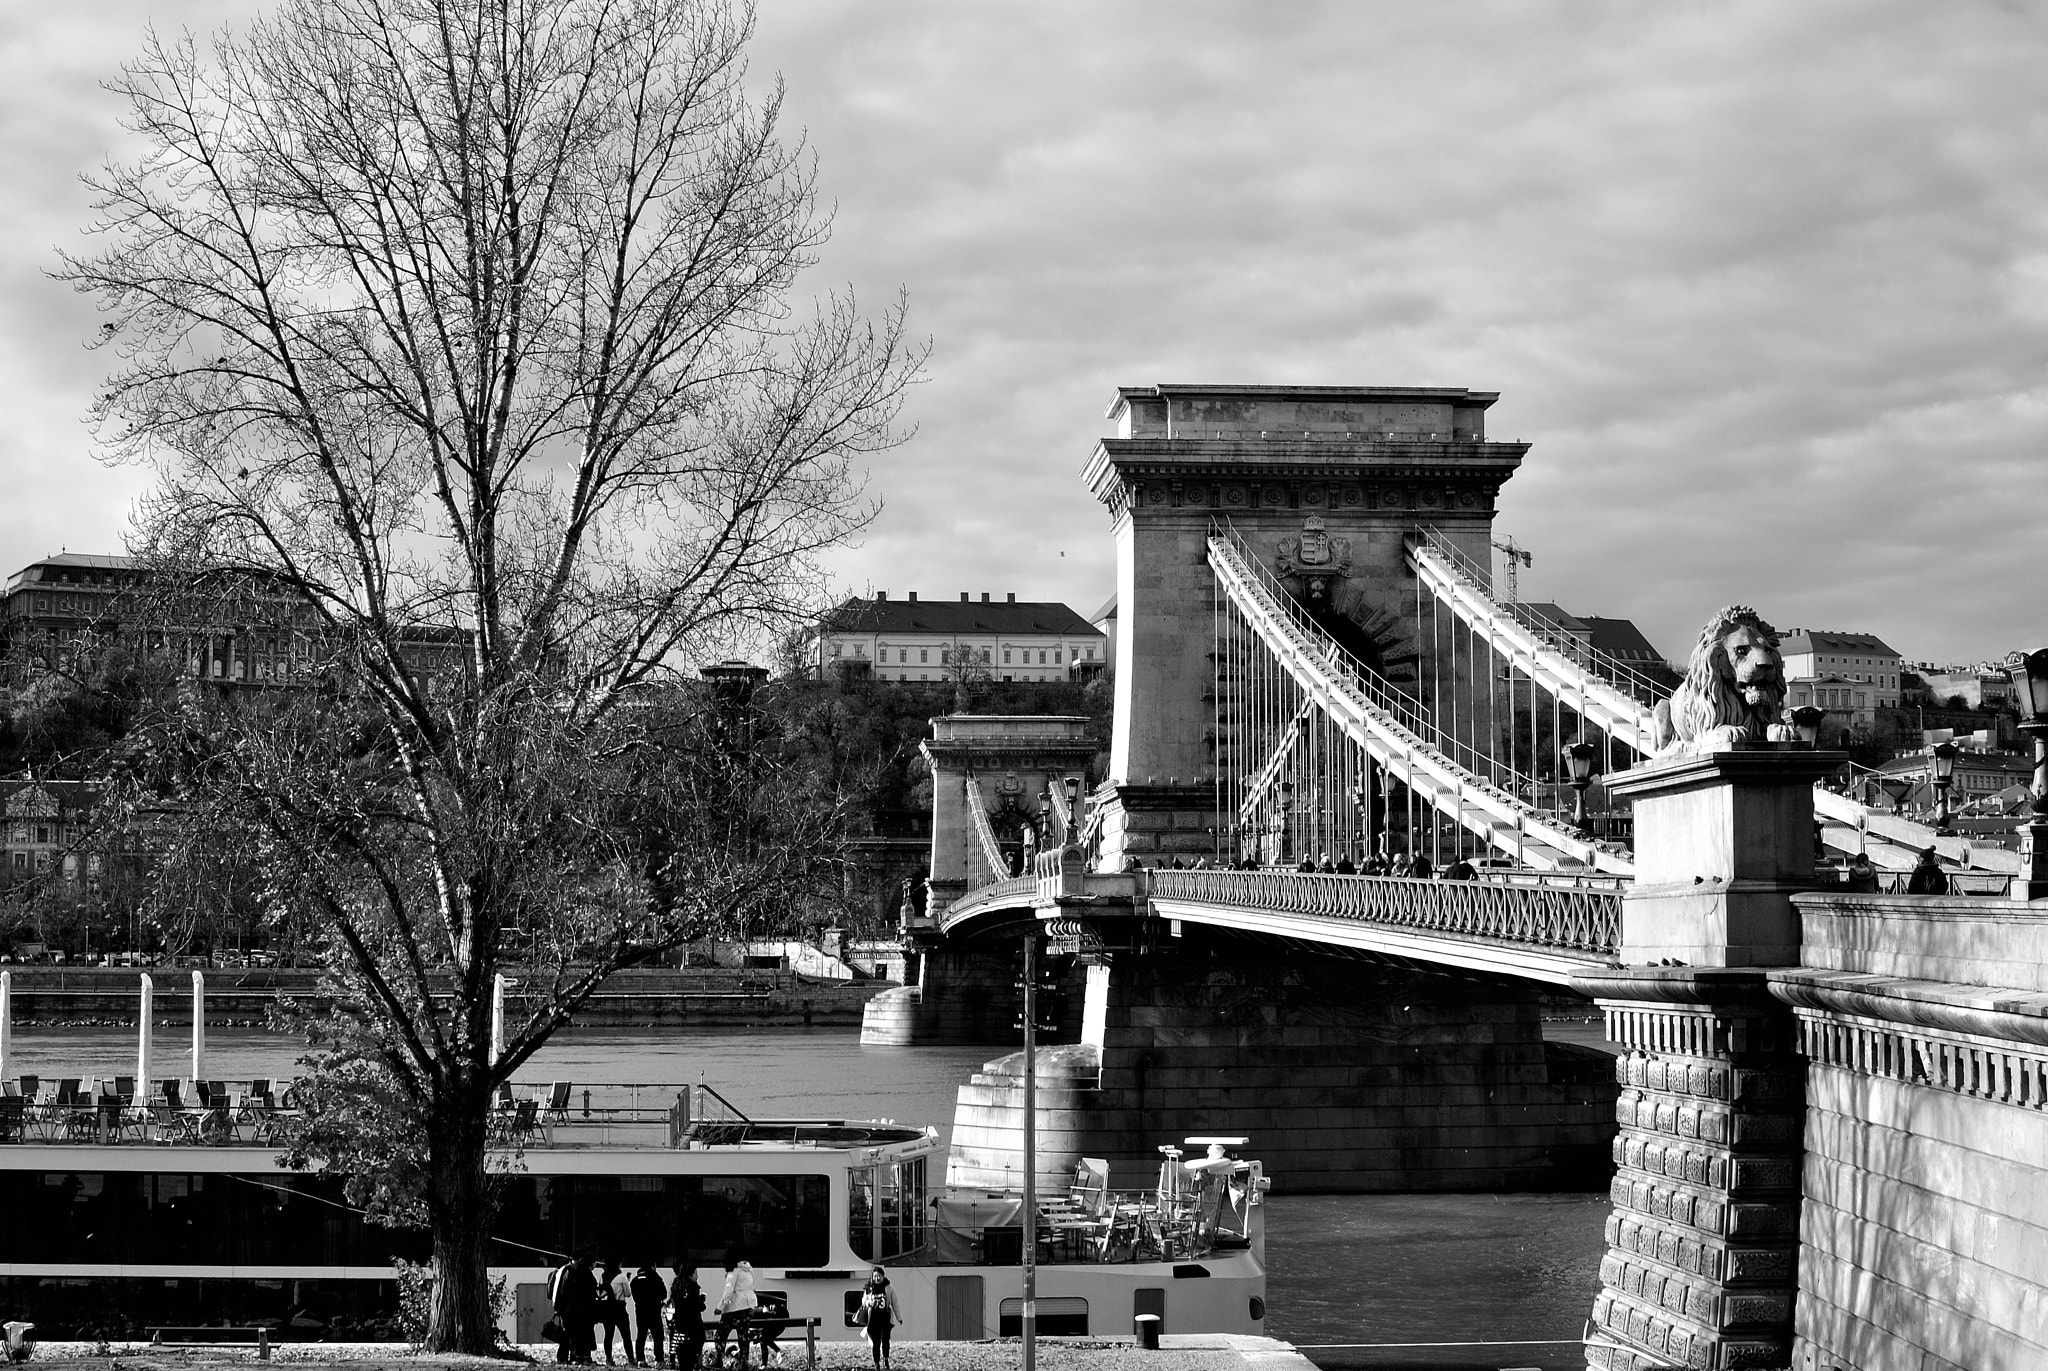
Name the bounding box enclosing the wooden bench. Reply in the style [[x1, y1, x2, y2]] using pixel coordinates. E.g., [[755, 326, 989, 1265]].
[[148, 1326, 276, 1358]]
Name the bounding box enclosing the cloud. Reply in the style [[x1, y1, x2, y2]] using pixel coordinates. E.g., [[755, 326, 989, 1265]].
[[5, 0, 2046, 665]]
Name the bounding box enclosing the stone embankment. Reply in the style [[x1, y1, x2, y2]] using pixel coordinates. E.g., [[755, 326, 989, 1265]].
[[0, 967, 894, 1029]]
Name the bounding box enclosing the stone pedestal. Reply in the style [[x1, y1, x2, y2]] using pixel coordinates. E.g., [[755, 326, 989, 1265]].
[[1578, 750, 1834, 1370], [1090, 782, 1218, 872], [1576, 970, 1804, 1371], [2013, 820, 2048, 902], [1607, 750, 1845, 967]]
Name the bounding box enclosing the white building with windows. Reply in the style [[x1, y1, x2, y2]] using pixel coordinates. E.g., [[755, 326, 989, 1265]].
[[1780, 629, 1902, 730], [806, 591, 1105, 683]]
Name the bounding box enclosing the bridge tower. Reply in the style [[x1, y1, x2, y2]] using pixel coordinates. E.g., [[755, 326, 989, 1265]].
[[1081, 384, 1527, 868]]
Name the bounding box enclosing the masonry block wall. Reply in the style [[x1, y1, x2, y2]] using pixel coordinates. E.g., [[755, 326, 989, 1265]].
[[948, 934, 1616, 1193], [1771, 893, 2048, 1371]]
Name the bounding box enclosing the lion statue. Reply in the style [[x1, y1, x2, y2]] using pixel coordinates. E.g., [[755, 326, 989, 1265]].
[[1650, 605, 1794, 757]]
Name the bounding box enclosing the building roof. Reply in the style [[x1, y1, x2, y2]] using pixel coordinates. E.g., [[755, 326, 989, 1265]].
[[1516, 603, 1588, 633], [1782, 630, 1901, 658], [819, 595, 1102, 639], [1090, 593, 1117, 624], [1574, 616, 1665, 664]]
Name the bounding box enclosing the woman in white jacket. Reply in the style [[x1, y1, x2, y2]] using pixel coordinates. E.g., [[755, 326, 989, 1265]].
[[712, 1259, 758, 1367]]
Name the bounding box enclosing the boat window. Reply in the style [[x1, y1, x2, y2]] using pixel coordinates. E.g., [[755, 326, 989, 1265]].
[[848, 1156, 926, 1260], [0, 1173, 424, 1268], [492, 1174, 830, 1269]]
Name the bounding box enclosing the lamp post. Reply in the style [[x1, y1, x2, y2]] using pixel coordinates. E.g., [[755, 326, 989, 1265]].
[[1562, 739, 1598, 838], [1789, 705, 1826, 748], [1928, 741, 1959, 836], [1352, 776, 1371, 865], [2004, 649, 2048, 900]]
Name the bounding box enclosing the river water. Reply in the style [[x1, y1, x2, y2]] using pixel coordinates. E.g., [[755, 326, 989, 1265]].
[[3, 1023, 1610, 1371]]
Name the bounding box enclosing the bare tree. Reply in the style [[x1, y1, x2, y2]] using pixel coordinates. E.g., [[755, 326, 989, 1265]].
[[61, 0, 922, 1349]]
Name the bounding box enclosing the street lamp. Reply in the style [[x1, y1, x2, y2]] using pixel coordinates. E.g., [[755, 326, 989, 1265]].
[[1562, 739, 1599, 838], [2004, 649, 2048, 899], [1351, 776, 1371, 863], [1929, 741, 1959, 836], [1789, 705, 1826, 748]]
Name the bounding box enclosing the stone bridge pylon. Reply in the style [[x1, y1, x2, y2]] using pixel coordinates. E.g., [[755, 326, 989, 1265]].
[[1083, 382, 1524, 869]]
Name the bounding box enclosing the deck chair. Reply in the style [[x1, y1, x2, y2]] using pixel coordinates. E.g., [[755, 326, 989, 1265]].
[[543, 1081, 573, 1128], [16, 1076, 38, 1101], [0, 1094, 24, 1143]]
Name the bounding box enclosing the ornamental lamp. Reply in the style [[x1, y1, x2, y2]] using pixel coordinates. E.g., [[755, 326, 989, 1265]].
[[2008, 649, 2048, 733], [1561, 739, 1599, 837], [1929, 741, 1959, 787], [1929, 740, 1960, 835], [1562, 740, 1598, 789], [1789, 705, 1826, 747]]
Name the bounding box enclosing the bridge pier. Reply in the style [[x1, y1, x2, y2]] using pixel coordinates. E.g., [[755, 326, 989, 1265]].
[[1576, 749, 1839, 1371], [859, 943, 1086, 1046], [947, 927, 1616, 1193]]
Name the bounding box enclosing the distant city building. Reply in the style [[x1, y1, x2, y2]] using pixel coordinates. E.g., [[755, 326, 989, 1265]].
[[1, 551, 467, 688], [1919, 670, 2013, 710], [1871, 745, 2034, 812], [1091, 594, 1118, 671], [0, 779, 109, 888], [1780, 629, 1902, 730], [1512, 603, 1667, 673], [806, 591, 1105, 683]]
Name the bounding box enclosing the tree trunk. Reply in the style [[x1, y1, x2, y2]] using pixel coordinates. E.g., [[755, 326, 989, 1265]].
[[425, 1087, 497, 1353]]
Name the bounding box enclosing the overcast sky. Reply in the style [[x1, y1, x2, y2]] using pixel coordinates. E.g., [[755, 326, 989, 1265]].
[[5, 0, 2046, 667]]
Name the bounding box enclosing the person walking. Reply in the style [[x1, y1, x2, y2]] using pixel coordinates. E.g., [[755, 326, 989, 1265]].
[[630, 1265, 668, 1366], [665, 1269, 706, 1371], [596, 1260, 632, 1365], [858, 1266, 899, 1371], [712, 1258, 758, 1368], [549, 1253, 599, 1365]]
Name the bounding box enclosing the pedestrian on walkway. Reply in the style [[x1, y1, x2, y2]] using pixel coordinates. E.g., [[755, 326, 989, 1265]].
[[859, 1266, 899, 1371], [713, 1258, 758, 1368], [597, 1260, 632, 1365], [666, 1269, 706, 1371], [630, 1265, 668, 1366]]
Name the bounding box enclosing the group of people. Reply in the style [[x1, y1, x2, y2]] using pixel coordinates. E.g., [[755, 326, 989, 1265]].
[[545, 1256, 898, 1370], [1286, 850, 1478, 879], [1834, 848, 1951, 895], [546, 1254, 708, 1367]]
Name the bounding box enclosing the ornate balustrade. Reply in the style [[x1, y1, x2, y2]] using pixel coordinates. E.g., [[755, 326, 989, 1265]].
[[1148, 868, 1621, 957], [945, 875, 1038, 927]]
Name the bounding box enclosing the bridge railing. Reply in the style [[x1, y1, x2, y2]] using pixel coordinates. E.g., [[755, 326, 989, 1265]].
[[1148, 868, 1622, 957]]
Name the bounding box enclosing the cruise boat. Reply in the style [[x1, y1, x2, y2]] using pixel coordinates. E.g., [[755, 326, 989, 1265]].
[[0, 1080, 1269, 1344]]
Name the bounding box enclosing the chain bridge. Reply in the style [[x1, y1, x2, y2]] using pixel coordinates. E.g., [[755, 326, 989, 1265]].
[[860, 384, 2048, 1371]]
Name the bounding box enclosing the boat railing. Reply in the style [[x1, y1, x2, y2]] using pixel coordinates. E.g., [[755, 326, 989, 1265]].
[[927, 1181, 1254, 1267], [0, 1079, 935, 1151]]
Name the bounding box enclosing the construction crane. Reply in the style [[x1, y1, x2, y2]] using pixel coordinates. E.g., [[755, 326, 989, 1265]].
[[1491, 536, 1532, 601]]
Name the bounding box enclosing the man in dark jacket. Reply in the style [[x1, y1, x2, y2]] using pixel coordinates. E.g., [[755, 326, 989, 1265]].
[[629, 1266, 668, 1366], [550, 1253, 599, 1364], [1905, 848, 1949, 895]]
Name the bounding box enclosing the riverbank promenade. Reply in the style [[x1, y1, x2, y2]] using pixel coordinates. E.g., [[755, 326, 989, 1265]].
[[18, 1337, 1322, 1371]]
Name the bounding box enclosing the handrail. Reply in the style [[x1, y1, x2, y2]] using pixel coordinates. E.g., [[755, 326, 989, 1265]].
[[943, 875, 1038, 929], [1238, 700, 1317, 827], [1406, 529, 1661, 753], [965, 775, 1010, 884], [1149, 868, 1621, 958], [1209, 524, 1632, 875]]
